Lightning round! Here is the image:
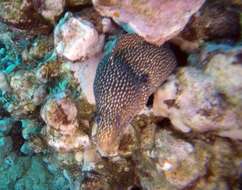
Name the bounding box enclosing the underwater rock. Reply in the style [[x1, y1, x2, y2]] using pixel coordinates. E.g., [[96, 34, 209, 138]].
[[33, 0, 65, 23], [22, 34, 54, 63], [76, 7, 120, 34], [101, 17, 118, 34], [0, 136, 13, 162], [0, 155, 70, 190], [0, 70, 48, 117], [82, 156, 138, 190], [36, 59, 61, 83], [80, 174, 110, 190], [203, 47, 242, 107], [135, 126, 209, 189], [0, 72, 11, 92], [153, 44, 242, 139], [0, 118, 15, 136], [192, 138, 242, 190], [172, 0, 241, 52], [162, 140, 209, 189], [10, 70, 47, 104], [3, 70, 48, 117], [0, 0, 51, 33], [21, 119, 41, 140], [54, 12, 105, 61], [68, 55, 101, 105], [93, 0, 205, 45], [153, 67, 241, 137], [41, 94, 90, 152], [153, 130, 194, 172], [82, 146, 102, 171], [0, 31, 22, 74]]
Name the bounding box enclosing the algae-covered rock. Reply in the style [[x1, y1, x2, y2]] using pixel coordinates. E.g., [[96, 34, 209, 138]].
[[40, 94, 90, 153], [33, 0, 65, 23], [0, 136, 13, 162], [172, 0, 241, 52], [0, 118, 14, 136], [22, 35, 54, 62], [0, 155, 69, 190], [2, 70, 48, 117], [0, 0, 51, 33], [134, 125, 209, 190]]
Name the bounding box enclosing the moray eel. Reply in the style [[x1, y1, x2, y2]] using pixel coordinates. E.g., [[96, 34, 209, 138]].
[[93, 34, 177, 157]]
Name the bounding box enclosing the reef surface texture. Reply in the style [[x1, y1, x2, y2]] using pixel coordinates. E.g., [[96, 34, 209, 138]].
[[0, 0, 242, 190], [93, 0, 205, 45]]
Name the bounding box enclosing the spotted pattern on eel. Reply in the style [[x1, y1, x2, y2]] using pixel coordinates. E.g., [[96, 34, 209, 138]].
[[93, 34, 177, 157]]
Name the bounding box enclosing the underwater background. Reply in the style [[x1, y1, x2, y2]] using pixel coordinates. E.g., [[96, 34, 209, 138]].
[[0, 0, 242, 189]]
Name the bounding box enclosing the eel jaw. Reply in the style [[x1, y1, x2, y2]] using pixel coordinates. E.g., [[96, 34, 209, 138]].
[[92, 122, 121, 157]]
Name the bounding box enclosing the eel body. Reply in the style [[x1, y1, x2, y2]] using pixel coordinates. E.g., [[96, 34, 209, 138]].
[[93, 34, 177, 156]]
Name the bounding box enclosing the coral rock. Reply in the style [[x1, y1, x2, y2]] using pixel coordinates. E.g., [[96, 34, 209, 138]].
[[153, 45, 242, 139], [0, 72, 10, 92], [33, 0, 65, 23], [41, 95, 90, 152], [54, 12, 105, 61], [93, 0, 205, 45], [68, 55, 101, 105], [10, 70, 47, 105], [172, 0, 241, 52], [134, 125, 210, 190], [0, 0, 51, 33]]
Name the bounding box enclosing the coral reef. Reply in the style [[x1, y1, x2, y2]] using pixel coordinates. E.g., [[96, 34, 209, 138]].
[[0, 0, 241, 190]]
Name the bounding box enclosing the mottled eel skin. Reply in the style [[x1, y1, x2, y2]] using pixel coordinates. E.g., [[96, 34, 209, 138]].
[[93, 34, 177, 156]]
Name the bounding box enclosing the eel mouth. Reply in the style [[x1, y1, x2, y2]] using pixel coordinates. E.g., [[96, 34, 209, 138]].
[[91, 122, 121, 157]]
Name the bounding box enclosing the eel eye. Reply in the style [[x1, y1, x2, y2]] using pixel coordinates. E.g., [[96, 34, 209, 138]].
[[95, 115, 101, 124]]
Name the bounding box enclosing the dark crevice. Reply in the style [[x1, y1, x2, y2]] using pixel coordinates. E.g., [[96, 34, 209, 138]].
[[146, 94, 154, 108], [169, 42, 189, 67], [9, 121, 25, 156], [130, 185, 142, 190]]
